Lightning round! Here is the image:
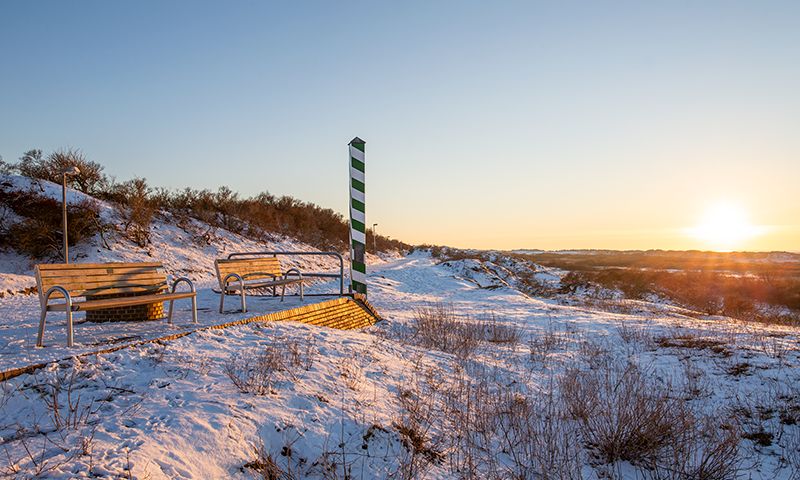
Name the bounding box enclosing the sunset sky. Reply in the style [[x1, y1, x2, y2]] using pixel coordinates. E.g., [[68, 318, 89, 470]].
[[1, 1, 798, 251]]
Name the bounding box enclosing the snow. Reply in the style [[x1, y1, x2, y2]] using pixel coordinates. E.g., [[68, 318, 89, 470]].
[[2, 251, 800, 478]]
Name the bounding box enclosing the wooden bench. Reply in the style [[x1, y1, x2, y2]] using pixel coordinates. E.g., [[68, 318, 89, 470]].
[[215, 256, 304, 313], [35, 262, 198, 347]]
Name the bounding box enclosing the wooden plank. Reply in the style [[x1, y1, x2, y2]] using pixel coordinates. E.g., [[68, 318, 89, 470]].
[[45, 285, 167, 300], [222, 278, 302, 292], [217, 257, 280, 264], [38, 266, 163, 278], [215, 258, 283, 281], [219, 260, 281, 268], [39, 274, 166, 288], [216, 259, 281, 268], [46, 291, 195, 311], [216, 261, 281, 272], [37, 262, 162, 271]]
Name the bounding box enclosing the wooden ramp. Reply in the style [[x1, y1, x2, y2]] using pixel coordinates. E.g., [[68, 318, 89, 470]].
[[0, 295, 381, 383]]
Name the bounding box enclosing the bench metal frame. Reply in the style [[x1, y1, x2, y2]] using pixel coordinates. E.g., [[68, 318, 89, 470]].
[[218, 268, 304, 313], [37, 276, 197, 348], [226, 251, 345, 296]]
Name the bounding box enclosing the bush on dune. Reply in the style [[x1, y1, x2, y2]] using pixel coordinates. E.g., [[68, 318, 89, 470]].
[[0, 184, 104, 259], [1, 147, 410, 257]]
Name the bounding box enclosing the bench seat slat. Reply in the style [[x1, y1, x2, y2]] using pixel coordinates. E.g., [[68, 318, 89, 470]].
[[223, 277, 302, 292], [44, 285, 168, 299], [46, 292, 196, 311]]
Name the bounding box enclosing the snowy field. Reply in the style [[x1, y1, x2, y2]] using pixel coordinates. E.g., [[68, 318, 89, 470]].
[[2, 252, 800, 478]]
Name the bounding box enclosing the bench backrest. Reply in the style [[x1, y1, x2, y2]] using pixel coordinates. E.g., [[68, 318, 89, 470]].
[[35, 262, 168, 304], [215, 257, 284, 287]]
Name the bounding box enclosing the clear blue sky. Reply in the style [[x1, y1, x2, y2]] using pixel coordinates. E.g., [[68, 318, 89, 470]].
[[1, 1, 798, 250]]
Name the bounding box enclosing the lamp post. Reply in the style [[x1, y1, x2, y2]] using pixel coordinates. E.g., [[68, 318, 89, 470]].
[[61, 166, 80, 263], [372, 223, 378, 253]]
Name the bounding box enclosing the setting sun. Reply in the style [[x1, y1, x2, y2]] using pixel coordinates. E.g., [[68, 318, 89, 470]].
[[688, 202, 764, 251]]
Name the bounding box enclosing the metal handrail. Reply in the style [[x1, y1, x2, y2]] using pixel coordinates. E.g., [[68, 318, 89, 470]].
[[226, 251, 345, 295]]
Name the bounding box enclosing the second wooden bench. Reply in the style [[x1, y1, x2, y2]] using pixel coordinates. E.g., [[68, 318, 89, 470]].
[[215, 256, 304, 313]]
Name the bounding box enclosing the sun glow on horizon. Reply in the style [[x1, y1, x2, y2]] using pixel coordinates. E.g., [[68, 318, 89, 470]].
[[687, 202, 765, 251]]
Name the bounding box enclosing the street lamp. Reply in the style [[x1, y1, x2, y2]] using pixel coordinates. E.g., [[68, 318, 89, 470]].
[[372, 223, 378, 253], [61, 166, 80, 263]]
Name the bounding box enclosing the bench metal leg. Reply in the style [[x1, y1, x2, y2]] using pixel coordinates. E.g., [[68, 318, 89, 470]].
[[281, 284, 286, 302], [220, 288, 246, 313], [66, 310, 74, 348], [36, 310, 47, 347], [168, 296, 198, 324], [300, 282, 304, 301], [36, 309, 74, 348]]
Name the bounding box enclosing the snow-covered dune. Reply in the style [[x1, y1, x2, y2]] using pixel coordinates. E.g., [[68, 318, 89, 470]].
[[1, 252, 800, 478], [0, 174, 397, 292]]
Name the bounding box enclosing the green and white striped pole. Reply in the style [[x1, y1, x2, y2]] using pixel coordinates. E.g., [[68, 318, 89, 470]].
[[348, 137, 367, 295]]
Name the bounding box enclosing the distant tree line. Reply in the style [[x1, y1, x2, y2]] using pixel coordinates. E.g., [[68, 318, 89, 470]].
[[0, 148, 408, 258]]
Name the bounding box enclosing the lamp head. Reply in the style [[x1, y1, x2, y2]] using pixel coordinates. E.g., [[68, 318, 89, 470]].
[[62, 166, 81, 176]]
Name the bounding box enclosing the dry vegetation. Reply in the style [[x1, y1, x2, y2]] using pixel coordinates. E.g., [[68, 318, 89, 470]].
[[0, 180, 105, 259], [0, 147, 408, 258], [224, 336, 317, 395], [520, 250, 800, 325], [374, 303, 800, 478]]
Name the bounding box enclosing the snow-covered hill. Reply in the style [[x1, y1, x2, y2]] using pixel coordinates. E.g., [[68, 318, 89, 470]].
[[0, 174, 398, 293], [1, 252, 800, 478]]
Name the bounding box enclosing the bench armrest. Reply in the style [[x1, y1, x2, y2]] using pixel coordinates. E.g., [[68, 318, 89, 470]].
[[43, 286, 75, 310], [222, 272, 246, 291], [284, 268, 303, 281], [171, 276, 196, 294]]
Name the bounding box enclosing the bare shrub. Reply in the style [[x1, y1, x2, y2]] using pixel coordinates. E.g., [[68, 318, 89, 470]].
[[494, 383, 583, 479], [393, 359, 583, 479], [656, 333, 731, 357], [15, 148, 107, 194], [406, 304, 484, 358], [41, 369, 98, 431], [481, 314, 522, 345], [110, 177, 156, 247], [639, 417, 740, 480], [0, 185, 104, 259], [286, 337, 317, 371], [616, 320, 653, 346], [529, 320, 569, 363], [561, 362, 690, 465], [680, 357, 710, 400], [392, 367, 446, 479], [576, 339, 613, 370], [224, 349, 291, 395], [245, 440, 294, 480], [224, 337, 314, 395], [339, 357, 364, 392]]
